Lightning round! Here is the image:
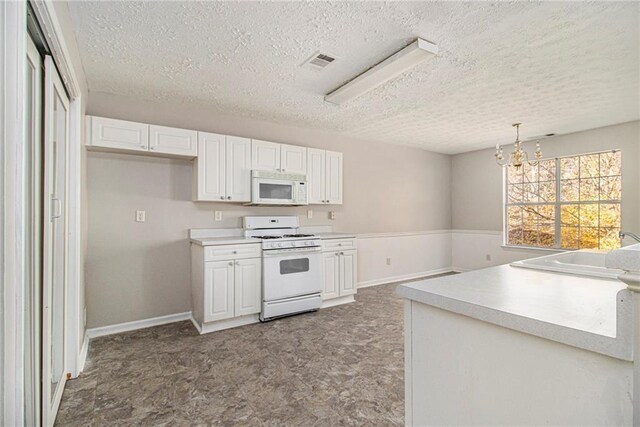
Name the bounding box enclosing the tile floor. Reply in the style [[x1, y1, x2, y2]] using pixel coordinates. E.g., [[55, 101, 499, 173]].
[[56, 276, 451, 426]]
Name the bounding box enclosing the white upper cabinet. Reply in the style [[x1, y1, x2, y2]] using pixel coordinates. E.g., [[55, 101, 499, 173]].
[[194, 132, 251, 202], [88, 116, 149, 152], [225, 136, 252, 202], [149, 125, 197, 157], [307, 148, 326, 204], [280, 144, 307, 174], [195, 132, 226, 201], [251, 139, 281, 171], [325, 150, 343, 204], [306, 149, 343, 205]]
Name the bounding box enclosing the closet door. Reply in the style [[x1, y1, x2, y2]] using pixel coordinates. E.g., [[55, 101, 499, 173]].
[[42, 56, 70, 427]]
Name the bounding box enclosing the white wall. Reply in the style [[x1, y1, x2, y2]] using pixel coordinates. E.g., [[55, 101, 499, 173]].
[[357, 232, 452, 286], [450, 121, 640, 271], [84, 93, 452, 328]]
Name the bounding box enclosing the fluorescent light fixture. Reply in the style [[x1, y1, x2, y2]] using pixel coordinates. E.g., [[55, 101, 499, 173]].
[[324, 38, 438, 105]]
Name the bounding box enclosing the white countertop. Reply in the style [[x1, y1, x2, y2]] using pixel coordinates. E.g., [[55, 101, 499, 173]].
[[397, 265, 633, 361], [190, 232, 356, 246], [190, 236, 261, 246]]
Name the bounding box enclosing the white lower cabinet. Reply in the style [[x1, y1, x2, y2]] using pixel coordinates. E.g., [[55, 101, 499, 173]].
[[234, 258, 262, 316], [204, 260, 235, 322], [192, 244, 261, 333], [321, 239, 357, 300]]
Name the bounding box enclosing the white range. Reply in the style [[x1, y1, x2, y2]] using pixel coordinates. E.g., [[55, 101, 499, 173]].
[[244, 216, 323, 321]]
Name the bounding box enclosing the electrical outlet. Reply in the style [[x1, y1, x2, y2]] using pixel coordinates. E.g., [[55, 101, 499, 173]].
[[329, 211, 336, 220], [386, 257, 391, 265], [135, 210, 146, 222], [214, 211, 223, 221], [307, 210, 313, 219], [486, 254, 492, 261]]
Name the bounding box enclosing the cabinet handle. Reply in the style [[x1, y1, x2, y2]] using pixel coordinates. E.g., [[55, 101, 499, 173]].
[[338, 243, 343, 246], [233, 250, 237, 254], [340, 252, 344, 255], [220, 196, 224, 200], [227, 196, 231, 200], [140, 144, 147, 149], [228, 262, 233, 266], [236, 261, 240, 265]]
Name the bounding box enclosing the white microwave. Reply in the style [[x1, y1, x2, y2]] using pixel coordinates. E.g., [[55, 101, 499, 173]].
[[250, 170, 308, 205]]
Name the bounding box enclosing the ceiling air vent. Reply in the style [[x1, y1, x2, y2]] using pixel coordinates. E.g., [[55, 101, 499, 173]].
[[301, 51, 337, 71]]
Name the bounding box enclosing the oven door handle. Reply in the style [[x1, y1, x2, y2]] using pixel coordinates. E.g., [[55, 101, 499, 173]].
[[262, 247, 321, 257]]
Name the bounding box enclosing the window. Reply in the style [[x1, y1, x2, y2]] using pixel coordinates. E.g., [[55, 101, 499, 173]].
[[505, 151, 621, 250]]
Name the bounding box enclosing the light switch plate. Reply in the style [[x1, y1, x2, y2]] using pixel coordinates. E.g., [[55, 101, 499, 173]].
[[214, 211, 223, 221], [329, 211, 336, 220], [307, 210, 313, 219], [135, 210, 146, 222]]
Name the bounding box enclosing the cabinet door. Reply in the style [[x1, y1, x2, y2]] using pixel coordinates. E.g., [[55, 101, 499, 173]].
[[281, 144, 307, 174], [204, 260, 235, 322], [251, 139, 281, 171], [149, 125, 197, 157], [322, 252, 340, 300], [325, 150, 343, 204], [89, 116, 148, 152], [339, 250, 357, 296], [225, 136, 252, 202], [307, 148, 326, 204], [234, 258, 262, 316], [195, 132, 226, 201]]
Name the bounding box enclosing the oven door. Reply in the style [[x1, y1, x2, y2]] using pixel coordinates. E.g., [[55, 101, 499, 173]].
[[252, 178, 295, 205], [262, 248, 322, 301]]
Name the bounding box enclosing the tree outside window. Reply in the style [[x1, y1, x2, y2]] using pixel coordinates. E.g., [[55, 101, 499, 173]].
[[505, 151, 621, 250]]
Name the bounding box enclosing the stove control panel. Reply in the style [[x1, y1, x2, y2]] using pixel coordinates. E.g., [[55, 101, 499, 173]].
[[262, 238, 320, 250]]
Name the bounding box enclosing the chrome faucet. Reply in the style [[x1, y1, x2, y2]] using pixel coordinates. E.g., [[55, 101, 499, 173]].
[[619, 231, 640, 243]]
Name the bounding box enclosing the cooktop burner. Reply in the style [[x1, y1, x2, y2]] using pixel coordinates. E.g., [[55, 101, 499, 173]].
[[251, 233, 316, 240]]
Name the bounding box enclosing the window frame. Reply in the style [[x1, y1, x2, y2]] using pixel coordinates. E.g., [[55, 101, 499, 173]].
[[502, 149, 622, 251]]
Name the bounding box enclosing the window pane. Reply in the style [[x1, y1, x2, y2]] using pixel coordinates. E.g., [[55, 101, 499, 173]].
[[599, 228, 620, 251], [560, 157, 579, 180], [579, 227, 599, 249], [508, 228, 524, 245], [508, 184, 523, 203], [522, 207, 538, 227], [600, 176, 621, 200], [538, 160, 556, 182], [579, 178, 599, 201], [538, 225, 555, 248], [599, 204, 621, 228], [600, 151, 621, 177], [561, 227, 579, 249], [579, 204, 598, 228], [523, 183, 538, 203], [523, 163, 538, 183], [537, 205, 555, 225], [561, 179, 579, 201], [522, 227, 538, 247], [507, 165, 522, 184], [580, 154, 600, 178], [560, 205, 580, 227], [539, 181, 556, 203]]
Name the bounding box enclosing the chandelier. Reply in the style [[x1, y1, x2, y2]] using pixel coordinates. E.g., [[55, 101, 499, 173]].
[[495, 123, 542, 169]]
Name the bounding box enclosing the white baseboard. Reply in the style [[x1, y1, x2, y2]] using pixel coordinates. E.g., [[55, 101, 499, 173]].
[[320, 294, 355, 309], [195, 314, 260, 334], [77, 332, 89, 375], [451, 266, 471, 273], [357, 268, 454, 288], [86, 311, 192, 339]]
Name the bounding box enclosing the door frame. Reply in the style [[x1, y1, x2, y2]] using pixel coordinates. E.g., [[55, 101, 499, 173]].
[[1, 1, 84, 425]]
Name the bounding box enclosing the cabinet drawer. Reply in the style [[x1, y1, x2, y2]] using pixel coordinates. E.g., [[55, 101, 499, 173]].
[[322, 239, 356, 251], [204, 244, 261, 261]]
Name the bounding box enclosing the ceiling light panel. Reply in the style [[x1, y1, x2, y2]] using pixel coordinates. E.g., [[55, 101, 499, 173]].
[[325, 38, 438, 105]]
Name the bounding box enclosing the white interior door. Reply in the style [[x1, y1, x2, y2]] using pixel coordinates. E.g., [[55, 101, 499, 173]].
[[42, 55, 70, 427]]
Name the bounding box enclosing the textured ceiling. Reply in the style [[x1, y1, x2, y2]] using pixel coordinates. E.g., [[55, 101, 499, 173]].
[[68, 1, 639, 154]]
